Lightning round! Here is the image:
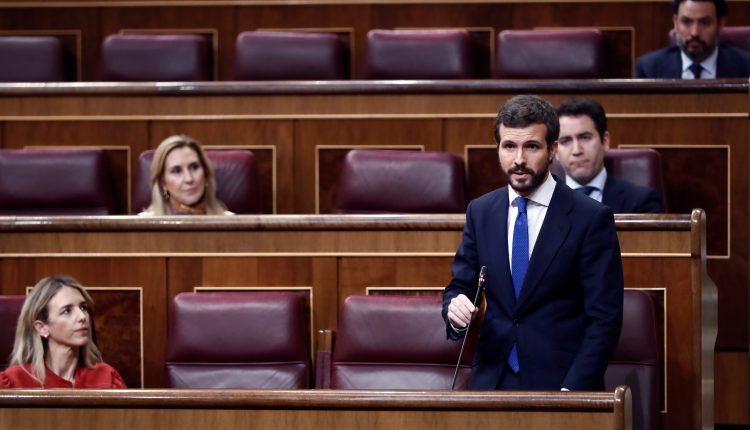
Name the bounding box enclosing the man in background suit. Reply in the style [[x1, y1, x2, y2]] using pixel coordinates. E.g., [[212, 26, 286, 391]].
[[442, 95, 623, 390], [635, 0, 750, 78], [556, 97, 663, 213]]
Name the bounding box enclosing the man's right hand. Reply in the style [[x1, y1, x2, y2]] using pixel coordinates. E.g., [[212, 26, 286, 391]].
[[447, 294, 476, 330]]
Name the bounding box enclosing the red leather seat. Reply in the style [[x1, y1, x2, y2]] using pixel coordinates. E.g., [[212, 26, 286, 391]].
[[0, 36, 69, 82], [335, 149, 466, 213], [0, 296, 25, 370], [0, 149, 114, 215], [165, 292, 310, 389], [721, 26, 750, 52], [100, 34, 212, 81], [605, 290, 661, 430], [363, 29, 476, 79], [132, 149, 262, 214], [234, 31, 348, 80], [494, 29, 607, 78], [316, 295, 476, 389]]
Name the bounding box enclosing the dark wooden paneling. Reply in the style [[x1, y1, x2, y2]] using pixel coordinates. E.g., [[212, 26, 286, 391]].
[[90, 289, 141, 389]]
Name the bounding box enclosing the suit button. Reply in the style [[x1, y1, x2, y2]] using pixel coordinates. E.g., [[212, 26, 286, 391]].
[[512, 318, 520, 326]]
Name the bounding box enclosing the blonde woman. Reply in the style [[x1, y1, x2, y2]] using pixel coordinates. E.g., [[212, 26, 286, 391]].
[[0, 275, 125, 388], [140, 135, 232, 215]]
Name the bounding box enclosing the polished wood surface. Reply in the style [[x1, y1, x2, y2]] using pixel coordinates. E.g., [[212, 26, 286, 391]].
[[0, 387, 631, 430], [0, 211, 713, 429]]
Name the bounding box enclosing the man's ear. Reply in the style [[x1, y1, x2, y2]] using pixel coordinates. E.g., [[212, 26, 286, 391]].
[[602, 131, 610, 150], [33, 320, 48, 339]]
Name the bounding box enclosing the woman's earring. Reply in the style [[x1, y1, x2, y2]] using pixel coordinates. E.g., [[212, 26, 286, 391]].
[[162, 188, 170, 200]]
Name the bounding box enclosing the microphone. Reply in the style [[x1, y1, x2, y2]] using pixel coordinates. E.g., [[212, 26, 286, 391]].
[[450, 265, 487, 390]]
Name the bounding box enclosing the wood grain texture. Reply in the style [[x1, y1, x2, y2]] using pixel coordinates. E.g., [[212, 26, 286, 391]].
[[0, 212, 710, 429], [0, 388, 630, 430]]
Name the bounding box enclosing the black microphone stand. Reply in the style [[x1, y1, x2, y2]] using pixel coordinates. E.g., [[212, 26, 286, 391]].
[[450, 266, 487, 390]]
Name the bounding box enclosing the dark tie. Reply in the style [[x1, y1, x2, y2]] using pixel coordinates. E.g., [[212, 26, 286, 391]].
[[576, 185, 597, 196], [689, 62, 703, 79], [508, 196, 528, 373]]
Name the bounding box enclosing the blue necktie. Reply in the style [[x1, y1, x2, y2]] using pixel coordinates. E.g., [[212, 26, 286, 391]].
[[689, 62, 702, 79], [508, 196, 528, 373], [576, 185, 597, 196]]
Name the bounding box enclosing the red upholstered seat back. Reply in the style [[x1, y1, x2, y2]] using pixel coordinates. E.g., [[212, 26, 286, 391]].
[[0, 149, 114, 215], [323, 295, 476, 390], [234, 31, 348, 80], [133, 149, 262, 214], [335, 149, 466, 213], [165, 292, 310, 389], [605, 290, 661, 430], [0, 36, 69, 82], [494, 29, 607, 78], [721, 26, 750, 52], [363, 29, 476, 79], [99, 34, 212, 81], [0, 296, 24, 370]]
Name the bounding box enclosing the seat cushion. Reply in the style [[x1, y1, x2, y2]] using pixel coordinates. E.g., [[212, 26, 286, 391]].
[[330, 295, 475, 390], [100, 34, 211, 81], [165, 292, 310, 389], [494, 29, 607, 78], [335, 149, 466, 213], [364, 29, 476, 79], [234, 31, 348, 80], [0, 36, 68, 82], [0, 149, 113, 215]]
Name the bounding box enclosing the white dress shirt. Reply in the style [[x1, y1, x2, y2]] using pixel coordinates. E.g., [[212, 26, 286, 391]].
[[680, 48, 718, 79], [507, 172, 556, 269], [565, 168, 607, 203]]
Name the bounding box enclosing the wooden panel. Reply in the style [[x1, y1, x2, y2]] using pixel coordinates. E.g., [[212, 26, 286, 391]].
[[715, 351, 750, 425], [0, 388, 630, 430], [88, 288, 142, 389], [0, 212, 713, 429]]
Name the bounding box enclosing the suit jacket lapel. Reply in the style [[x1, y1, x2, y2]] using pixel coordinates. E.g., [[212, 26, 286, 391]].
[[601, 175, 623, 213], [664, 48, 683, 78], [516, 180, 572, 310]]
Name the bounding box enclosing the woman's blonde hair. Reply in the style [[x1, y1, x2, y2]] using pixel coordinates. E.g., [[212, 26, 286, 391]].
[[144, 134, 227, 215], [10, 275, 103, 383]]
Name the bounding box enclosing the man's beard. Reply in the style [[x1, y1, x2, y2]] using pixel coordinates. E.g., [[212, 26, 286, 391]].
[[504, 162, 549, 195], [678, 35, 717, 63]]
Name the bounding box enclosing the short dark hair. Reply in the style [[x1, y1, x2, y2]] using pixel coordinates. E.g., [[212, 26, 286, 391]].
[[494, 95, 559, 148], [672, 0, 727, 18], [556, 97, 608, 139]]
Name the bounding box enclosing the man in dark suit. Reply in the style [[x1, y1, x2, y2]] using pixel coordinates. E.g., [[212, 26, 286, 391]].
[[442, 95, 623, 391], [635, 0, 750, 78], [556, 97, 663, 213]]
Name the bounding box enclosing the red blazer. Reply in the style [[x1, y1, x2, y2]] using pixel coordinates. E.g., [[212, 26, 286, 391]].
[[0, 362, 126, 388]]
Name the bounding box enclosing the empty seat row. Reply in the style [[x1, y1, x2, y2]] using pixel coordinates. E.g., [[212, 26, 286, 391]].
[[0, 147, 666, 215], [0, 289, 660, 430]]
